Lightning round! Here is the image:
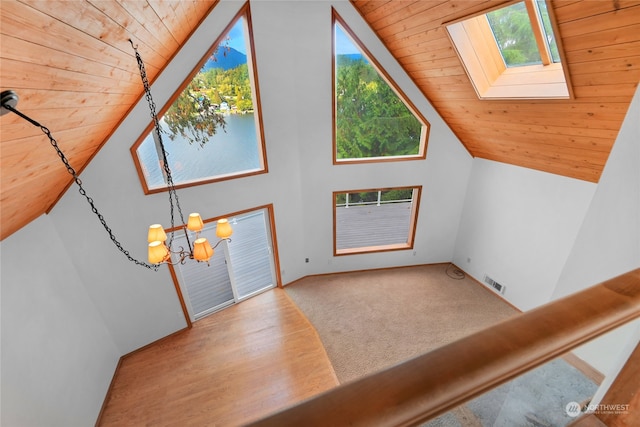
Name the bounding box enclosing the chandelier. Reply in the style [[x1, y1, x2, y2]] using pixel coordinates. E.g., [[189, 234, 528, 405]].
[[130, 39, 232, 266], [0, 40, 231, 269]]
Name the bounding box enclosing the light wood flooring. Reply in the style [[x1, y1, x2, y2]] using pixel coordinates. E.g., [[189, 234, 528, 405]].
[[97, 288, 339, 426]]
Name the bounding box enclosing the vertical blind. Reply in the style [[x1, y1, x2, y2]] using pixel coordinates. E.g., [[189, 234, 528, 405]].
[[174, 208, 276, 320], [174, 226, 234, 318], [227, 210, 274, 300]]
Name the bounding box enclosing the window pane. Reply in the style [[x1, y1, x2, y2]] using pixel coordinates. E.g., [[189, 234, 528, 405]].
[[536, 0, 560, 63], [334, 21, 427, 161], [335, 187, 420, 254], [486, 1, 541, 67], [134, 15, 265, 190]]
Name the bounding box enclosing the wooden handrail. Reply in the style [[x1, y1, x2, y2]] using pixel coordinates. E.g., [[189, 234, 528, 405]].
[[246, 269, 640, 427]]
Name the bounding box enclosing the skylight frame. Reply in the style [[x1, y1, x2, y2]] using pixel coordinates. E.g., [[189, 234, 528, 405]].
[[445, 0, 573, 100]]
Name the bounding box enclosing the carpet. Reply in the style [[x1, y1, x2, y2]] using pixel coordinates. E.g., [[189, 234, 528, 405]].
[[285, 263, 519, 384], [285, 263, 598, 426], [424, 357, 597, 427]]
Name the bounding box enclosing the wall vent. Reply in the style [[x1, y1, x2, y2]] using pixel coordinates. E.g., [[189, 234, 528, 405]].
[[484, 275, 505, 294]]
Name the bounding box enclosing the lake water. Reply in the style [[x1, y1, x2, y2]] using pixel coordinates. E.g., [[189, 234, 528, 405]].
[[137, 113, 261, 188]]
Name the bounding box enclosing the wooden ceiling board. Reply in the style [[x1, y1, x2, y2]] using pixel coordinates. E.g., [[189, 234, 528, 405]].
[[351, 0, 640, 184], [0, 0, 639, 241], [0, 0, 217, 240]]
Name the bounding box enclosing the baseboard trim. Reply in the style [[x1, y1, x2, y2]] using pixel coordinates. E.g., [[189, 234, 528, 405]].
[[283, 262, 452, 287]]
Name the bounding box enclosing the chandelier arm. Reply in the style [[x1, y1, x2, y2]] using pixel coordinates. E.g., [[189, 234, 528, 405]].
[[0, 98, 159, 271], [212, 238, 231, 250], [128, 39, 191, 253], [161, 245, 192, 266]]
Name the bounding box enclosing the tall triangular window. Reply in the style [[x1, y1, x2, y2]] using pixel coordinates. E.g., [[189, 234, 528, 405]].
[[333, 11, 429, 163], [132, 5, 266, 193]]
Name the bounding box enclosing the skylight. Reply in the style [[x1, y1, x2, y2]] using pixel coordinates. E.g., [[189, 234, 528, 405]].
[[445, 0, 572, 100]]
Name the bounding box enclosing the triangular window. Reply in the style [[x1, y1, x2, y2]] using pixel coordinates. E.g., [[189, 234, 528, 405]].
[[132, 5, 266, 193], [333, 11, 429, 163]]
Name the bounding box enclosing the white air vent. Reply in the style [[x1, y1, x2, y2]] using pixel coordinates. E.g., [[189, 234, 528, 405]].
[[484, 275, 505, 294]]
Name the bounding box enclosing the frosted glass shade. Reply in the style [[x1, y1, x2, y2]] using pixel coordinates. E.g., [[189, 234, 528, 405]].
[[216, 218, 233, 239], [187, 213, 204, 232], [147, 224, 167, 243], [193, 237, 214, 262], [148, 241, 170, 264]]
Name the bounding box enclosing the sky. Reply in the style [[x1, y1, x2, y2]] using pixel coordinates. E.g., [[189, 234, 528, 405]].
[[219, 18, 361, 56], [335, 25, 361, 55], [223, 19, 247, 54]]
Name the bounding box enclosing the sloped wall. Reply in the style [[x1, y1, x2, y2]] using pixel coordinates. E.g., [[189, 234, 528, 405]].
[[552, 84, 640, 403], [0, 215, 120, 427]]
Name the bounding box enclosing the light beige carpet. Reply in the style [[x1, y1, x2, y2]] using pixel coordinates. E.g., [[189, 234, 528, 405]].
[[285, 263, 519, 384]]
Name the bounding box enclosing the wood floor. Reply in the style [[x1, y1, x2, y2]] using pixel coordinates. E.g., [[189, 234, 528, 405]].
[[97, 288, 339, 426]]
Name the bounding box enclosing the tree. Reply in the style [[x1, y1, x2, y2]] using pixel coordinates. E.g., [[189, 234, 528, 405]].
[[335, 56, 422, 159], [486, 2, 541, 66], [164, 79, 227, 148]]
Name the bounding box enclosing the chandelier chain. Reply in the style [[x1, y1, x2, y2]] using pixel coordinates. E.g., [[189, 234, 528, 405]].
[[1, 100, 158, 271], [43, 126, 159, 270], [130, 39, 187, 249]]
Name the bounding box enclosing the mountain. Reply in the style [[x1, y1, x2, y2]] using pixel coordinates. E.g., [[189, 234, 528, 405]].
[[339, 53, 364, 61], [336, 53, 368, 65], [202, 46, 247, 71]]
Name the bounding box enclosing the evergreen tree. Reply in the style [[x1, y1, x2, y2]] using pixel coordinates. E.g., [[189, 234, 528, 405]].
[[336, 56, 422, 159]]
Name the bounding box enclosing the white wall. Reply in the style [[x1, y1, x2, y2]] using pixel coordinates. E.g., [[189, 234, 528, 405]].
[[296, 1, 473, 274], [453, 159, 596, 311], [553, 84, 640, 299], [49, 0, 472, 353], [553, 84, 640, 403], [1, 215, 120, 427]]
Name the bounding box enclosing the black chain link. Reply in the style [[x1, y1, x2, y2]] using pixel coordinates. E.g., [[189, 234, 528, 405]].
[[2, 101, 158, 271], [41, 126, 159, 270], [130, 39, 188, 251]]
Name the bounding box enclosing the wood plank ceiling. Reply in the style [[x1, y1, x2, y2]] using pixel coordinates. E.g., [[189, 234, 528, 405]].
[[0, 0, 218, 240], [352, 0, 640, 180], [1, 0, 639, 241]]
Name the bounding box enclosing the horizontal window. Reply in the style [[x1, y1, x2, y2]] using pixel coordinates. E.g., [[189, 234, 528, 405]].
[[334, 187, 421, 255]]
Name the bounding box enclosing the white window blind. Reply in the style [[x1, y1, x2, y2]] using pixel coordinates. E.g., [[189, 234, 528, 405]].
[[174, 208, 276, 321], [174, 226, 234, 319], [227, 210, 275, 299]]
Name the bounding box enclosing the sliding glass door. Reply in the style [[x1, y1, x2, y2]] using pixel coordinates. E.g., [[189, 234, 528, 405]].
[[174, 207, 277, 321]]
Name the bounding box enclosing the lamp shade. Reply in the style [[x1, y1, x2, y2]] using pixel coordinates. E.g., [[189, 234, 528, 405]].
[[148, 224, 167, 243], [187, 213, 204, 232], [193, 237, 214, 262], [216, 218, 233, 239], [148, 241, 170, 264]]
